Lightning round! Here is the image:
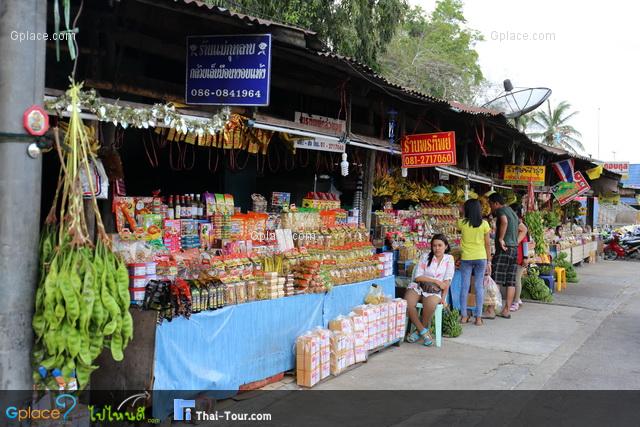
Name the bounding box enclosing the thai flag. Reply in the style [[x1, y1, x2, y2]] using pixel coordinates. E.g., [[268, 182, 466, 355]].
[[552, 159, 575, 182]]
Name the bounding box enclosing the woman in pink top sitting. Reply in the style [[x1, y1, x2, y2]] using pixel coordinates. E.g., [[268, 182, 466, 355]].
[[404, 234, 455, 346]]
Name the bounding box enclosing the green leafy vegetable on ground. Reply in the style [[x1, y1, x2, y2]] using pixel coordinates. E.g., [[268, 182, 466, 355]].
[[555, 252, 579, 283], [538, 264, 553, 276], [430, 307, 462, 338]]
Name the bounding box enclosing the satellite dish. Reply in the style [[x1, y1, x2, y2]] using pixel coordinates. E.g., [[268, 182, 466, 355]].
[[482, 80, 552, 119]]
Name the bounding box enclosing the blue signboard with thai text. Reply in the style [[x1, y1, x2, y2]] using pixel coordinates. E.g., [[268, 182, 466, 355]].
[[186, 34, 271, 106]]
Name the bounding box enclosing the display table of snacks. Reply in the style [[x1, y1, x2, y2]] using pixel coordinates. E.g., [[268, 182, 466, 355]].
[[152, 275, 395, 419]]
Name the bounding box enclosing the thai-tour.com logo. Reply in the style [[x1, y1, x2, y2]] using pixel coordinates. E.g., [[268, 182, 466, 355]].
[[5, 393, 77, 422], [174, 398, 196, 421], [173, 398, 272, 422]]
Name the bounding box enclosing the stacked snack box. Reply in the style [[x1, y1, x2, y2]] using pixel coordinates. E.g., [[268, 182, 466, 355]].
[[393, 298, 408, 340], [349, 313, 367, 363], [387, 299, 398, 341], [284, 274, 295, 296], [377, 252, 394, 277], [379, 303, 389, 345], [353, 305, 376, 351], [353, 300, 404, 350], [314, 328, 331, 380], [127, 263, 150, 302], [328, 316, 355, 375], [296, 333, 321, 387], [329, 331, 353, 376], [163, 220, 182, 252]]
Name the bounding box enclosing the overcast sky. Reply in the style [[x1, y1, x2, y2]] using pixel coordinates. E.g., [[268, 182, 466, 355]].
[[410, 0, 640, 164]]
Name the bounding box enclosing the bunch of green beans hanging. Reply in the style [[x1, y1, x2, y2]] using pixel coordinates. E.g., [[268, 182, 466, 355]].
[[32, 83, 133, 391]]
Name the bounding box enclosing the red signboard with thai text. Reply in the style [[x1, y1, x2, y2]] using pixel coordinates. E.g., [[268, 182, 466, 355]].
[[401, 131, 456, 168]]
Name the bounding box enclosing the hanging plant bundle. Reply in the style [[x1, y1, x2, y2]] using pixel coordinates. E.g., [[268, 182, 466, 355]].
[[32, 83, 133, 391], [524, 211, 548, 255]]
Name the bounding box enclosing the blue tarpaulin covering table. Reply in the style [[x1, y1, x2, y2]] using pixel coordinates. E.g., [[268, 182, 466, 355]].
[[152, 275, 395, 419]]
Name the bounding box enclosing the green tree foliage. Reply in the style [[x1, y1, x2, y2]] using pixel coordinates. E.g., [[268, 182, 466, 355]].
[[204, 0, 406, 69], [528, 100, 584, 153], [378, 1, 484, 102]]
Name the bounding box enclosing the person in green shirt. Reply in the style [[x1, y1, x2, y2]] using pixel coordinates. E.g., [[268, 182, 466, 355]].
[[488, 192, 519, 319], [457, 199, 491, 325]]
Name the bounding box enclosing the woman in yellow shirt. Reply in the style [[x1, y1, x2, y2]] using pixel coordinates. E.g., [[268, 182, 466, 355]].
[[457, 199, 492, 325]]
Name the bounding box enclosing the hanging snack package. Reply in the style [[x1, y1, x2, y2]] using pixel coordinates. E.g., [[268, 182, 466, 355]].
[[135, 197, 154, 221], [113, 197, 137, 238], [215, 194, 226, 214], [204, 192, 216, 217], [200, 223, 213, 250], [141, 214, 163, 241], [225, 194, 235, 214]]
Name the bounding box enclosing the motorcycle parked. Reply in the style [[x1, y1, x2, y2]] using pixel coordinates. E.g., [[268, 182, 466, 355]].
[[603, 233, 640, 260]]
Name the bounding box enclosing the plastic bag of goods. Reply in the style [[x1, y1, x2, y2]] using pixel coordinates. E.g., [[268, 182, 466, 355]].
[[364, 284, 384, 305], [483, 275, 503, 314]]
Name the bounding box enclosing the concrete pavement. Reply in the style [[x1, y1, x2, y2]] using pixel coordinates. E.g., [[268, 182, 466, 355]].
[[169, 260, 640, 426], [312, 259, 640, 390]]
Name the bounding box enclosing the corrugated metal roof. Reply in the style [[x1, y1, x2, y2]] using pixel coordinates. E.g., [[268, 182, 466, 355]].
[[315, 51, 450, 106], [622, 164, 640, 189], [449, 101, 502, 116], [171, 0, 317, 35]]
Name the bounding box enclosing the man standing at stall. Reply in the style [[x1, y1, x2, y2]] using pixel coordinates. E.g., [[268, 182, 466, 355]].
[[488, 193, 519, 319]]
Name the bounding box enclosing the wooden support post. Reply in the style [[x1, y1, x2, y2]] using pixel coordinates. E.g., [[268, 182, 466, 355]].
[[363, 149, 376, 230]]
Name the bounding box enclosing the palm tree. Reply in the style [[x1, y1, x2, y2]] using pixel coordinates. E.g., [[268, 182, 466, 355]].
[[511, 113, 533, 133], [528, 100, 584, 153]]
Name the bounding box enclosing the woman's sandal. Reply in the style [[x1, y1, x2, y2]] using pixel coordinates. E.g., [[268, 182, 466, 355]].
[[423, 332, 434, 346], [407, 328, 428, 343], [461, 316, 469, 324]]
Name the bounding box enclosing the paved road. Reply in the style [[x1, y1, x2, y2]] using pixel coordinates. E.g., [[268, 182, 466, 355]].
[[544, 261, 640, 389]]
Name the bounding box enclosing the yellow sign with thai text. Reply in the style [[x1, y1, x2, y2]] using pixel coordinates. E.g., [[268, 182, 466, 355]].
[[503, 165, 546, 186]]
